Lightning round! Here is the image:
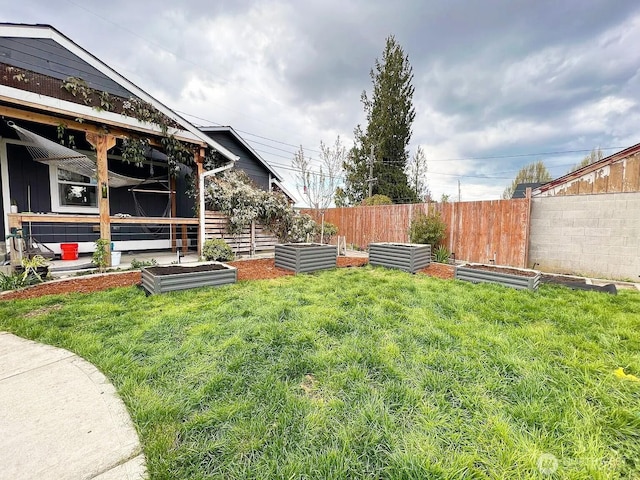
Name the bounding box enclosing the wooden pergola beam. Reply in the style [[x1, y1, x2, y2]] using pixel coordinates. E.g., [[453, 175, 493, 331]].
[[0, 103, 205, 148], [1, 104, 128, 138]]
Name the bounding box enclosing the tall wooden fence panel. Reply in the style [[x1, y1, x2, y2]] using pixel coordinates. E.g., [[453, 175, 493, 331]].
[[304, 199, 530, 267], [204, 211, 279, 256]]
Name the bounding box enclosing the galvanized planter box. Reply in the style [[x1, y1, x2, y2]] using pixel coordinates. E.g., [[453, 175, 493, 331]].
[[455, 264, 541, 291], [275, 243, 337, 273], [369, 242, 431, 273], [141, 263, 237, 294]]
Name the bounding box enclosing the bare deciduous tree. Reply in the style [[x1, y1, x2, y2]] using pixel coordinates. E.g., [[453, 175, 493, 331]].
[[406, 145, 430, 202], [292, 136, 346, 210]]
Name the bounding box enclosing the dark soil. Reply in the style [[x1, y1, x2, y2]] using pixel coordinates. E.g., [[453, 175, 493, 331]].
[[461, 264, 539, 278], [541, 274, 586, 285], [144, 264, 229, 276], [280, 244, 335, 249]]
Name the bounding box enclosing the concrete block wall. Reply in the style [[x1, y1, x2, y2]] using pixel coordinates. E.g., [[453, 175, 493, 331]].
[[529, 192, 640, 281]]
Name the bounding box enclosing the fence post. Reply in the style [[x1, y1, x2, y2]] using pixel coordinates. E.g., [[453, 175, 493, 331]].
[[523, 187, 533, 268], [250, 221, 256, 257]]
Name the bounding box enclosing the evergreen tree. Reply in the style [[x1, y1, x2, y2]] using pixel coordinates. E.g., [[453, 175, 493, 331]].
[[344, 35, 417, 204], [502, 161, 552, 199]]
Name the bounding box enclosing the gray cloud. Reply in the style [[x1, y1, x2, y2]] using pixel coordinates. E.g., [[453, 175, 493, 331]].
[[2, 0, 640, 200]]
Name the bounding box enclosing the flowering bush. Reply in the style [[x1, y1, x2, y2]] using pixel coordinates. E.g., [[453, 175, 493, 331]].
[[205, 170, 317, 242]]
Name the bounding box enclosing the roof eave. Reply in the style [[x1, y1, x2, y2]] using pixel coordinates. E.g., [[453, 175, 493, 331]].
[[0, 23, 239, 162], [200, 125, 283, 181], [537, 142, 640, 193]]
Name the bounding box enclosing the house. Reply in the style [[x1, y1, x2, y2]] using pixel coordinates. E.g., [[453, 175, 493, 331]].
[[0, 23, 284, 264], [527, 143, 640, 280], [200, 126, 294, 202], [534, 143, 640, 196], [511, 182, 543, 199]]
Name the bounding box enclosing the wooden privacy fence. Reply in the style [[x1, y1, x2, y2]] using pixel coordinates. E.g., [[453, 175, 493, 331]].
[[303, 198, 531, 267], [204, 211, 279, 256]]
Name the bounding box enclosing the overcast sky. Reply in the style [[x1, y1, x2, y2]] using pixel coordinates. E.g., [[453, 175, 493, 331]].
[[3, 0, 640, 202]]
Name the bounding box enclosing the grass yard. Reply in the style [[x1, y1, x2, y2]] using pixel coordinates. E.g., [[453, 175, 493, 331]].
[[1, 267, 639, 479]]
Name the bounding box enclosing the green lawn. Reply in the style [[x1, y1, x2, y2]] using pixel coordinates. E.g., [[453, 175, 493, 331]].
[[1, 267, 639, 479]]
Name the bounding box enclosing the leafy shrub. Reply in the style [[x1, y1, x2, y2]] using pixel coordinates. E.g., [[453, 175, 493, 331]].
[[433, 245, 451, 263], [130, 258, 158, 269], [409, 211, 446, 246], [0, 271, 39, 291], [202, 239, 234, 261], [317, 222, 338, 242], [360, 194, 393, 206]]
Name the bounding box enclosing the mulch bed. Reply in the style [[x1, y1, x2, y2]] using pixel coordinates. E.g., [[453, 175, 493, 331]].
[[418, 263, 455, 279], [0, 256, 458, 301]]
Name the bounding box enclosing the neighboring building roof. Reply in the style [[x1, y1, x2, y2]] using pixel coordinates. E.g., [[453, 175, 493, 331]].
[[535, 142, 640, 195], [199, 126, 283, 182], [0, 23, 239, 162], [511, 182, 542, 199]]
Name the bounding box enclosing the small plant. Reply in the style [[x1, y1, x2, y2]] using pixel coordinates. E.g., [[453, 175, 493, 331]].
[[0, 255, 48, 290], [92, 238, 110, 272], [202, 239, 234, 262], [130, 258, 158, 269], [0, 271, 36, 290], [409, 210, 446, 247], [433, 245, 451, 263], [21, 255, 49, 282], [317, 222, 338, 243]]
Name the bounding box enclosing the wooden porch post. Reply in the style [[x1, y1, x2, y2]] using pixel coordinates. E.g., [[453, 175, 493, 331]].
[[170, 176, 177, 252], [7, 214, 22, 267], [86, 133, 116, 264], [195, 148, 205, 258]]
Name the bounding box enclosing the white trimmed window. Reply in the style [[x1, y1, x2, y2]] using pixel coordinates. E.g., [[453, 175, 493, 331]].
[[49, 166, 98, 213]]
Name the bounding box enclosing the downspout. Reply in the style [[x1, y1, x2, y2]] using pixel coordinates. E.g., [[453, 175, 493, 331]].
[[199, 162, 234, 254]]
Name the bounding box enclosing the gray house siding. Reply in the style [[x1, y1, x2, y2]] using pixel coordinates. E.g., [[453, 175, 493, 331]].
[[0, 37, 134, 98], [204, 131, 271, 190], [6, 143, 172, 244]]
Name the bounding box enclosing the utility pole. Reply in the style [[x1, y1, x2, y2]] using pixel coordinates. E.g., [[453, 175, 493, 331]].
[[367, 145, 377, 198], [458, 179, 461, 203]]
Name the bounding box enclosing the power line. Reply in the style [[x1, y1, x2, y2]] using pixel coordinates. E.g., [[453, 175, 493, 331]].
[[61, 0, 625, 173]]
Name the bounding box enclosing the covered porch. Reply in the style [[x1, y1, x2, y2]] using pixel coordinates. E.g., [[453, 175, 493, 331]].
[[1, 101, 236, 267]]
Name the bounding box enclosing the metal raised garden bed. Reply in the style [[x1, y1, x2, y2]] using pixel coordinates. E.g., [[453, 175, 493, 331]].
[[454, 264, 541, 291], [275, 243, 337, 274], [141, 263, 237, 294], [369, 242, 431, 274]]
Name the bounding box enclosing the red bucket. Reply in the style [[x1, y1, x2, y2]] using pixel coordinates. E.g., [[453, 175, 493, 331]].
[[60, 243, 79, 260]]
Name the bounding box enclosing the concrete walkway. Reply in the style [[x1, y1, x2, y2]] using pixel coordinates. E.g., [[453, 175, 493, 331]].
[[0, 332, 146, 479]]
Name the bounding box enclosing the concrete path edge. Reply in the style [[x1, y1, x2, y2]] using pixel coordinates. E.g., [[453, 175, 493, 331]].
[[0, 332, 147, 479]]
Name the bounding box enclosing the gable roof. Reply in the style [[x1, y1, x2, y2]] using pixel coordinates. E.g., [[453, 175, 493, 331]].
[[0, 23, 239, 162], [534, 142, 640, 195], [200, 126, 283, 182], [512, 182, 542, 198]]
